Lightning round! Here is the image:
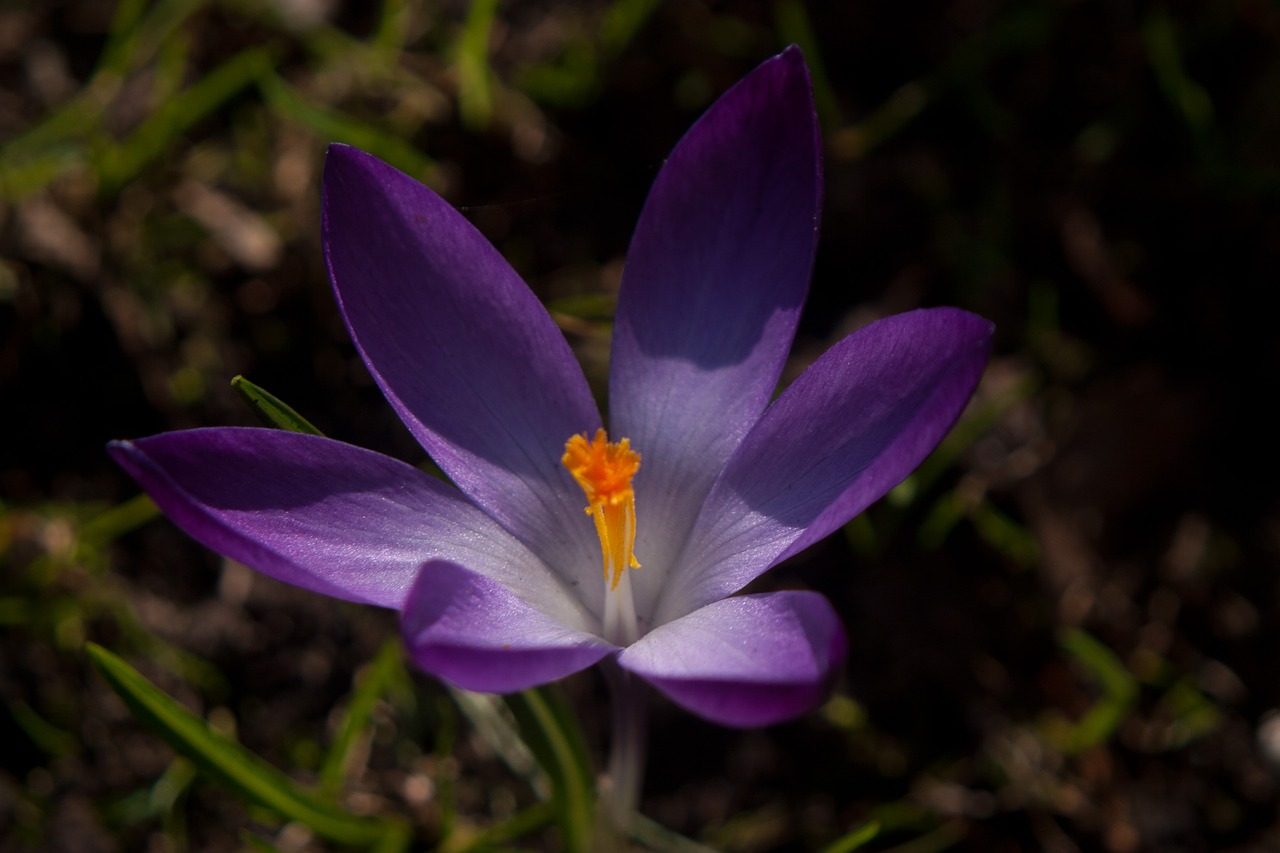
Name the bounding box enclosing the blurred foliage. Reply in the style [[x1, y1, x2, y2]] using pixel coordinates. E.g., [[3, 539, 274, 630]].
[[3, 0, 1280, 850], [87, 642, 412, 851]]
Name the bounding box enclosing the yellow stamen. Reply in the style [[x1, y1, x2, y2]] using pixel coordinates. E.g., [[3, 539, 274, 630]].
[[562, 429, 641, 590]]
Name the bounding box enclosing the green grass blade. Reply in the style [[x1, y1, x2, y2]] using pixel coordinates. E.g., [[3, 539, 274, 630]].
[[372, 0, 413, 57], [1143, 10, 1214, 136], [78, 493, 161, 549], [454, 801, 556, 852], [9, 700, 78, 758], [818, 820, 881, 853], [447, 688, 542, 792], [454, 0, 500, 130], [96, 48, 274, 193], [599, 0, 661, 57], [319, 639, 403, 796], [241, 833, 284, 853], [1047, 629, 1138, 754], [86, 643, 406, 847], [0, 144, 87, 201], [1061, 628, 1137, 707], [258, 73, 437, 182], [628, 811, 722, 853], [231, 375, 324, 435], [504, 686, 595, 853], [98, 0, 210, 78]]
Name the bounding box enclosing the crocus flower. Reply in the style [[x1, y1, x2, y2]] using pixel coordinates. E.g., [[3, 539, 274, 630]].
[[110, 48, 991, 729]]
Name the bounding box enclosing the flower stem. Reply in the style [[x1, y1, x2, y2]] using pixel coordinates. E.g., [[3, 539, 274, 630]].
[[599, 660, 647, 842]]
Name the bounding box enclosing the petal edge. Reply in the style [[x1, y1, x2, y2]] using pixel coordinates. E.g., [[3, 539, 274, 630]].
[[108, 428, 587, 629], [402, 561, 616, 693], [323, 145, 603, 599], [618, 591, 846, 728], [663, 308, 993, 619], [610, 47, 824, 622]]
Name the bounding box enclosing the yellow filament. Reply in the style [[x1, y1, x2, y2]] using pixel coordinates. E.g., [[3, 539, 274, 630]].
[[562, 429, 641, 590]]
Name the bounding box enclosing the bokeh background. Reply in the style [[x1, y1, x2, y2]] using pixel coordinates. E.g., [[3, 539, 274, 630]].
[[4, 1, 1280, 850]]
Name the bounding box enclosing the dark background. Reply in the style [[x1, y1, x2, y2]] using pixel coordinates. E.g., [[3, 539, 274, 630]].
[[3, 1, 1279, 850]]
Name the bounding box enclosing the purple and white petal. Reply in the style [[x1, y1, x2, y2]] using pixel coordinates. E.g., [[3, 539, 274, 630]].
[[402, 561, 616, 693], [323, 145, 602, 602], [109, 428, 591, 630], [659, 308, 993, 621], [609, 47, 822, 623], [618, 591, 845, 728]]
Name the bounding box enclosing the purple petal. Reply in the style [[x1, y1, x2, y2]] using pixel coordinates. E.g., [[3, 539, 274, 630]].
[[322, 145, 603, 599], [109, 428, 591, 629], [608, 47, 822, 625], [401, 560, 616, 692], [660, 308, 993, 620], [618, 591, 845, 728]]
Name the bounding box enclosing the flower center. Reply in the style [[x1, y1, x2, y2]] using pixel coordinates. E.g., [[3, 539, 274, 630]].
[[562, 429, 641, 591]]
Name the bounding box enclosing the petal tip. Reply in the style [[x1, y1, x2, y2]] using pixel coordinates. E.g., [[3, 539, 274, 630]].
[[322, 143, 385, 189], [106, 437, 145, 472], [922, 306, 996, 356], [774, 43, 809, 76], [752, 44, 815, 112], [954, 308, 997, 354]]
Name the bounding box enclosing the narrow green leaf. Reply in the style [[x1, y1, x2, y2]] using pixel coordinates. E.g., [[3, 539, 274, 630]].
[[99, 0, 210, 78], [599, 0, 662, 57], [97, 0, 150, 75], [372, 0, 413, 57], [518, 0, 657, 109], [628, 812, 722, 853], [241, 833, 284, 853], [231, 375, 324, 436], [544, 292, 618, 322], [970, 501, 1039, 567], [149, 756, 198, 817], [454, 0, 500, 130], [0, 78, 114, 170], [519, 43, 599, 108], [86, 643, 406, 847], [9, 700, 78, 758], [447, 688, 542, 792], [818, 820, 881, 853], [79, 493, 161, 549], [1061, 628, 1137, 705], [454, 801, 556, 852], [1047, 629, 1138, 754], [504, 687, 595, 853], [434, 695, 459, 843], [97, 48, 274, 192], [1143, 10, 1214, 135], [319, 639, 403, 796], [0, 147, 86, 201], [258, 73, 437, 183]]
